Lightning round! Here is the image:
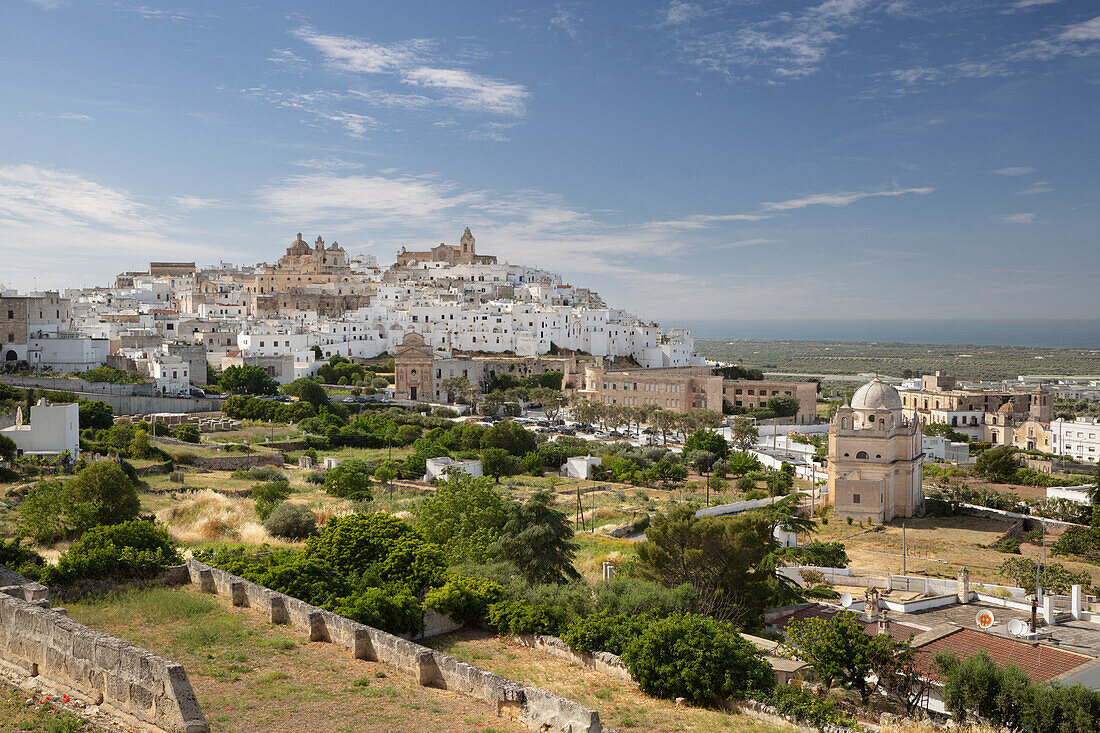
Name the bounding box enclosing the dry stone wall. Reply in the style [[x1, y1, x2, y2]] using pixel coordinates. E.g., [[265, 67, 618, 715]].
[[190, 452, 284, 471], [0, 565, 208, 733], [185, 558, 602, 733]]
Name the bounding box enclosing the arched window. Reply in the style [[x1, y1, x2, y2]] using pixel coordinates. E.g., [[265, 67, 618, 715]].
[[856, 451, 869, 459]]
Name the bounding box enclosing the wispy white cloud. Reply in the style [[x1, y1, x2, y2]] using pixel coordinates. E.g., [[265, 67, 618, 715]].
[[0, 164, 152, 231], [110, 3, 214, 25], [30, 111, 94, 122], [288, 25, 528, 118], [241, 87, 380, 138], [661, 1, 706, 26], [675, 0, 876, 80], [995, 166, 1037, 176], [645, 213, 773, 229], [171, 195, 221, 210], [761, 186, 935, 211], [23, 0, 63, 8], [289, 157, 363, 171], [993, 213, 1038, 223], [550, 5, 580, 38], [716, 237, 781, 248], [1007, 0, 1061, 11], [1016, 181, 1053, 196]]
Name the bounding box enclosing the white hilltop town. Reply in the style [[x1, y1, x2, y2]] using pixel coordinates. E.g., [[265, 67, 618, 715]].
[[0, 228, 702, 388]]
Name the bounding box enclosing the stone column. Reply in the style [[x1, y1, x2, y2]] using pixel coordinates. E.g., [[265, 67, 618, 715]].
[[1072, 585, 1083, 620], [1042, 595, 1056, 626]]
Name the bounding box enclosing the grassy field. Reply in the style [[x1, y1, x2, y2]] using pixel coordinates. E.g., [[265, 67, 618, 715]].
[[65, 586, 525, 733], [695, 338, 1100, 381], [427, 631, 784, 733]]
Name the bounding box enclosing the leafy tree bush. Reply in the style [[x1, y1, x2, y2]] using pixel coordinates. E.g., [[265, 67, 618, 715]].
[[480, 447, 519, 482], [635, 506, 779, 626], [783, 611, 904, 701], [593, 577, 697, 618], [0, 434, 16, 463], [763, 687, 852, 728], [767, 393, 800, 418], [46, 462, 140, 539], [0, 538, 46, 580], [976, 445, 1019, 483], [480, 420, 536, 456], [684, 430, 729, 459], [766, 470, 794, 496], [415, 472, 505, 564], [486, 600, 563, 635], [304, 470, 326, 485], [494, 491, 580, 585], [323, 459, 374, 500], [219, 365, 279, 395], [562, 611, 652, 656], [78, 400, 114, 430], [263, 502, 317, 539], [332, 587, 424, 636], [303, 513, 445, 594], [783, 541, 850, 568], [43, 520, 181, 585], [621, 613, 774, 705], [252, 479, 292, 521], [172, 424, 201, 443], [283, 378, 329, 408], [248, 465, 286, 482], [423, 574, 505, 625]]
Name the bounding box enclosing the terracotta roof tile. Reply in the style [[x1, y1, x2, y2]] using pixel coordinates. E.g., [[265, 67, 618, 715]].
[[913, 628, 1092, 683]]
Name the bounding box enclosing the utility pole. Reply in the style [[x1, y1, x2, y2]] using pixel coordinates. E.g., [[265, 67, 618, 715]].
[[902, 522, 907, 577]]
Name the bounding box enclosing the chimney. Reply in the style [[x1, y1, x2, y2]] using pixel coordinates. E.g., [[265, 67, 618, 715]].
[[864, 587, 880, 622], [878, 608, 890, 635], [957, 567, 971, 604]]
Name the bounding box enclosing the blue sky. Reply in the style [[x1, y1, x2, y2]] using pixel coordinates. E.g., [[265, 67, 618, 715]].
[[2, 0, 1099, 326]]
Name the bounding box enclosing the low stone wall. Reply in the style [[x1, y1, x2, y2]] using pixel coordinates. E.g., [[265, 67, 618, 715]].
[[0, 565, 208, 733], [135, 462, 173, 477], [190, 453, 284, 471], [185, 559, 602, 733], [734, 699, 855, 733], [513, 634, 634, 684]]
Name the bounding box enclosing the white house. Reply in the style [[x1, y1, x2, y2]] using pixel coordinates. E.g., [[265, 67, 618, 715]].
[[561, 455, 602, 479], [150, 355, 190, 395], [1051, 417, 1100, 463], [424, 457, 483, 482], [0, 400, 79, 459], [922, 435, 972, 464]]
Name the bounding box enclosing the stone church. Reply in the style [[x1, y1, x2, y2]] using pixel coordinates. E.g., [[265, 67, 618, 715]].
[[826, 378, 924, 522]]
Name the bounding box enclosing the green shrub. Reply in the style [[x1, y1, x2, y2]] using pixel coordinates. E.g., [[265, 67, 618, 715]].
[[303, 513, 445, 593], [19, 462, 140, 543], [304, 470, 326, 485], [263, 503, 316, 539], [562, 611, 650, 656], [44, 520, 182, 586], [744, 489, 767, 500], [423, 574, 505, 626], [621, 613, 774, 705], [252, 480, 292, 521], [172, 424, 201, 443], [997, 538, 1022, 554], [594, 577, 697, 618], [764, 687, 852, 728], [332, 587, 424, 636], [323, 459, 374, 500], [0, 537, 46, 580], [486, 600, 563, 636], [249, 465, 286, 482]]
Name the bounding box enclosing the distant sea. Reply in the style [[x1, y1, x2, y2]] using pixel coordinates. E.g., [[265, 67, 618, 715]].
[[676, 319, 1100, 349]]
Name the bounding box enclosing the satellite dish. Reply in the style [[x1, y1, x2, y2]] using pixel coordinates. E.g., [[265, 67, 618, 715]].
[[1008, 619, 1028, 637], [976, 610, 996, 629], [840, 593, 853, 609]]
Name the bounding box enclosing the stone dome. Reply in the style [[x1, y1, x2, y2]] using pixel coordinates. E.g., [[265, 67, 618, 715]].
[[851, 378, 902, 411]]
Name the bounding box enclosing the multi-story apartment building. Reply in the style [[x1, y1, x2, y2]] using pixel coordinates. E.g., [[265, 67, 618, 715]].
[[1050, 418, 1100, 464]]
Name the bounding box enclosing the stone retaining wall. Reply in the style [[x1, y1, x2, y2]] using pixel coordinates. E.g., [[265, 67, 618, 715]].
[[512, 634, 634, 684], [0, 565, 208, 733], [185, 559, 602, 733], [190, 453, 284, 471]]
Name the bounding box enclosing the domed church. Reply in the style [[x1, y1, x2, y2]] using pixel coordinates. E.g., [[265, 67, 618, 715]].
[[826, 378, 924, 522]]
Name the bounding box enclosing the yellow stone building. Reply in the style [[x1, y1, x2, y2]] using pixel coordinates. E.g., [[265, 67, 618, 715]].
[[827, 378, 924, 522]]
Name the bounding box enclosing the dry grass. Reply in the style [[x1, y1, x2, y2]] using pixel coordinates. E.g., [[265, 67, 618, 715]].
[[155, 489, 287, 546]]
